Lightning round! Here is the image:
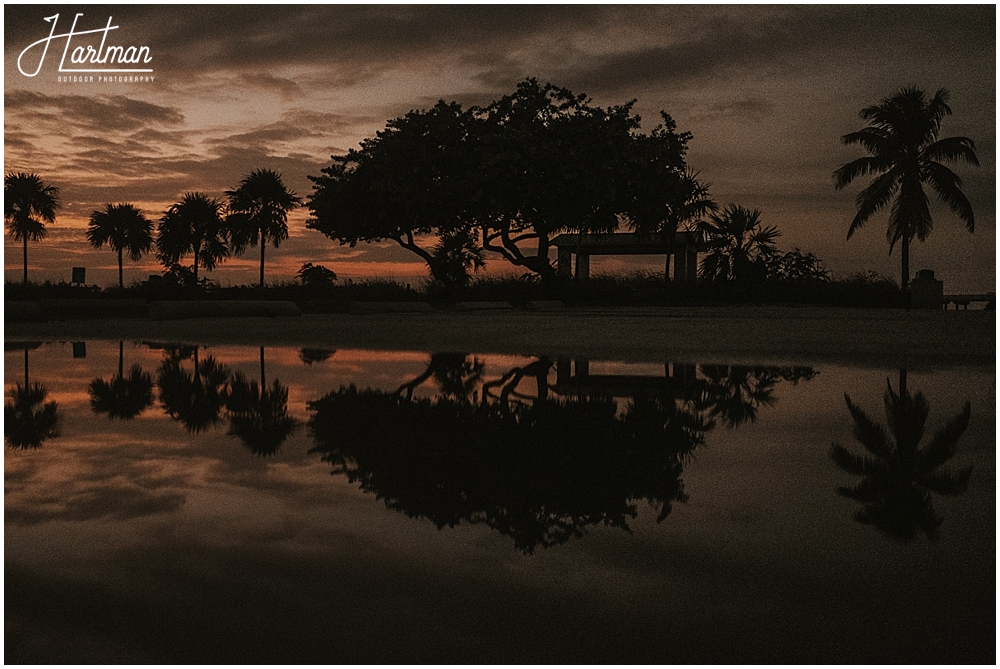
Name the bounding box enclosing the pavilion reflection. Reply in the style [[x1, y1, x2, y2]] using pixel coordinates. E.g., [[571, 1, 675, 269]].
[[308, 354, 816, 552]]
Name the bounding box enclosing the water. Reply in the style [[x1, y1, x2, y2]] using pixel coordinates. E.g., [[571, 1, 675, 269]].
[[4, 341, 995, 663]]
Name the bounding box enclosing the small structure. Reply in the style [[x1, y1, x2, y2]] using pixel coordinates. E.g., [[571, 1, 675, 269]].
[[551, 232, 703, 282], [71, 267, 86, 285], [910, 269, 943, 310]]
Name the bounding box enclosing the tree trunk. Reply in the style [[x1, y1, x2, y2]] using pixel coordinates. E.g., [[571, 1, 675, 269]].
[[23, 236, 28, 285], [118, 340, 124, 378], [260, 346, 266, 386], [900, 231, 910, 309], [118, 248, 124, 289], [901, 233, 910, 292], [259, 242, 265, 288]]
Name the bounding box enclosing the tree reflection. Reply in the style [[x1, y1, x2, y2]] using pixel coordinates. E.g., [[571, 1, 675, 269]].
[[226, 347, 298, 456], [697, 365, 815, 427], [5, 345, 60, 449], [89, 340, 155, 420], [299, 348, 336, 365], [396, 352, 485, 402], [830, 369, 973, 542], [157, 347, 230, 433], [308, 356, 712, 553]]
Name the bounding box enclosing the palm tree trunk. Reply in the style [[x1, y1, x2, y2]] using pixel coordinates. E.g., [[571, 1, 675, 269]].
[[901, 233, 910, 293], [23, 237, 28, 285], [118, 248, 124, 289], [24, 348, 29, 387], [259, 242, 265, 288], [119, 340, 125, 377]]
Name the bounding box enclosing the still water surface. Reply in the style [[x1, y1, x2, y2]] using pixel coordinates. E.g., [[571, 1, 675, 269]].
[[4, 340, 995, 663]]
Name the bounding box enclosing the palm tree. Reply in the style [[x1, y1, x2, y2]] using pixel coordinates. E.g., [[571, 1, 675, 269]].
[[157, 192, 229, 286], [226, 169, 301, 287], [89, 341, 155, 420], [830, 370, 973, 541], [834, 86, 979, 290], [4, 173, 60, 285], [697, 204, 779, 282], [225, 347, 298, 456], [87, 203, 154, 289]]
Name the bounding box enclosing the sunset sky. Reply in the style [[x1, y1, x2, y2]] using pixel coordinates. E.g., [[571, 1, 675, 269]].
[[4, 4, 995, 291]]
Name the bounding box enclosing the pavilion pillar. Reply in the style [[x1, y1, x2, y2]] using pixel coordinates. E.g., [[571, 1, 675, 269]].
[[685, 248, 699, 282], [673, 249, 688, 283], [558, 248, 573, 278], [575, 253, 590, 281]]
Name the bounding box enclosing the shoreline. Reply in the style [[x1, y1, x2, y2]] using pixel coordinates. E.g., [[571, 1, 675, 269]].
[[4, 305, 993, 368]]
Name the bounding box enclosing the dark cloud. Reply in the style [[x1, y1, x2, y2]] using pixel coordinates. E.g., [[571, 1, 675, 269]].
[[5, 90, 184, 133]]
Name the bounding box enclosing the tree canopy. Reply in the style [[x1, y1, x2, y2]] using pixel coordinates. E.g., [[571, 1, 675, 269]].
[[308, 78, 699, 283]]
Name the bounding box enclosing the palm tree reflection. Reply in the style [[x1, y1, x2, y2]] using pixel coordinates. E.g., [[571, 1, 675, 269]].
[[157, 346, 230, 433], [226, 347, 298, 456], [5, 344, 60, 449], [89, 341, 155, 421], [830, 370, 973, 541]]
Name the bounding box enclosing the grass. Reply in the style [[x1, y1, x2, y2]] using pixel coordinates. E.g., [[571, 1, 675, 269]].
[[5, 270, 907, 310]]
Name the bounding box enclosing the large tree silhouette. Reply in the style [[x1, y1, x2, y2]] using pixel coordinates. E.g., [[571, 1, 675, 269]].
[[830, 371, 973, 541], [157, 192, 229, 286], [226, 169, 301, 288], [87, 203, 154, 289], [89, 341, 155, 421], [308, 100, 480, 286], [309, 78, 698, 284], [834, 86, 978, 289], [4, 172, 60, 285]]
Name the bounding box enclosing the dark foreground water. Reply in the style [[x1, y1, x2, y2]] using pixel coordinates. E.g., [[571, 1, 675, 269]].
[[4, 340, 995, 664]]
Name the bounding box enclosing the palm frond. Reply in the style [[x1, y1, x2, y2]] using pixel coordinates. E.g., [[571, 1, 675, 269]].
[[847, 168, 900, 239], [844, 393, 895, 460], [923, 162, 975, 233], [918, 401, 971, 472], [918, 465, 972, 496]]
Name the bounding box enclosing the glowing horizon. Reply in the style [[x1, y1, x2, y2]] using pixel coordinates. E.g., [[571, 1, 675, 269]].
[[5, 6, 994, 292]]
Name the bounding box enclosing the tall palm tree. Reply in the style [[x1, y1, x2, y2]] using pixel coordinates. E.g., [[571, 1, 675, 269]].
[[697, 204, 779, 283], [157, 192, 229, 286], [834, 86, 979, 290], [226, 169, 301, 287], [830, 370, 973, 541], [89, 341, 155, 421], [87, 203, 154, 289], [4, 173, 60, 285]]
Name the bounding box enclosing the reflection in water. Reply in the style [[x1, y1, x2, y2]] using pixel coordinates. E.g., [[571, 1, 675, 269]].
[[4, 345, 60, 449], [308, 355, 813, 552], [299, 347, 337, 365], [830, 369, 973, 542], [697, 365, 816, 427], [89, 340, 155, 421], [157, 346, 231, 433], [226, 347, 298, 456], [309, 386, 708, 553]]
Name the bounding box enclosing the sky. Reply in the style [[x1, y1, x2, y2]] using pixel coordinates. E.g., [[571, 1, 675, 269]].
[[3, 4, 995, 292]]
